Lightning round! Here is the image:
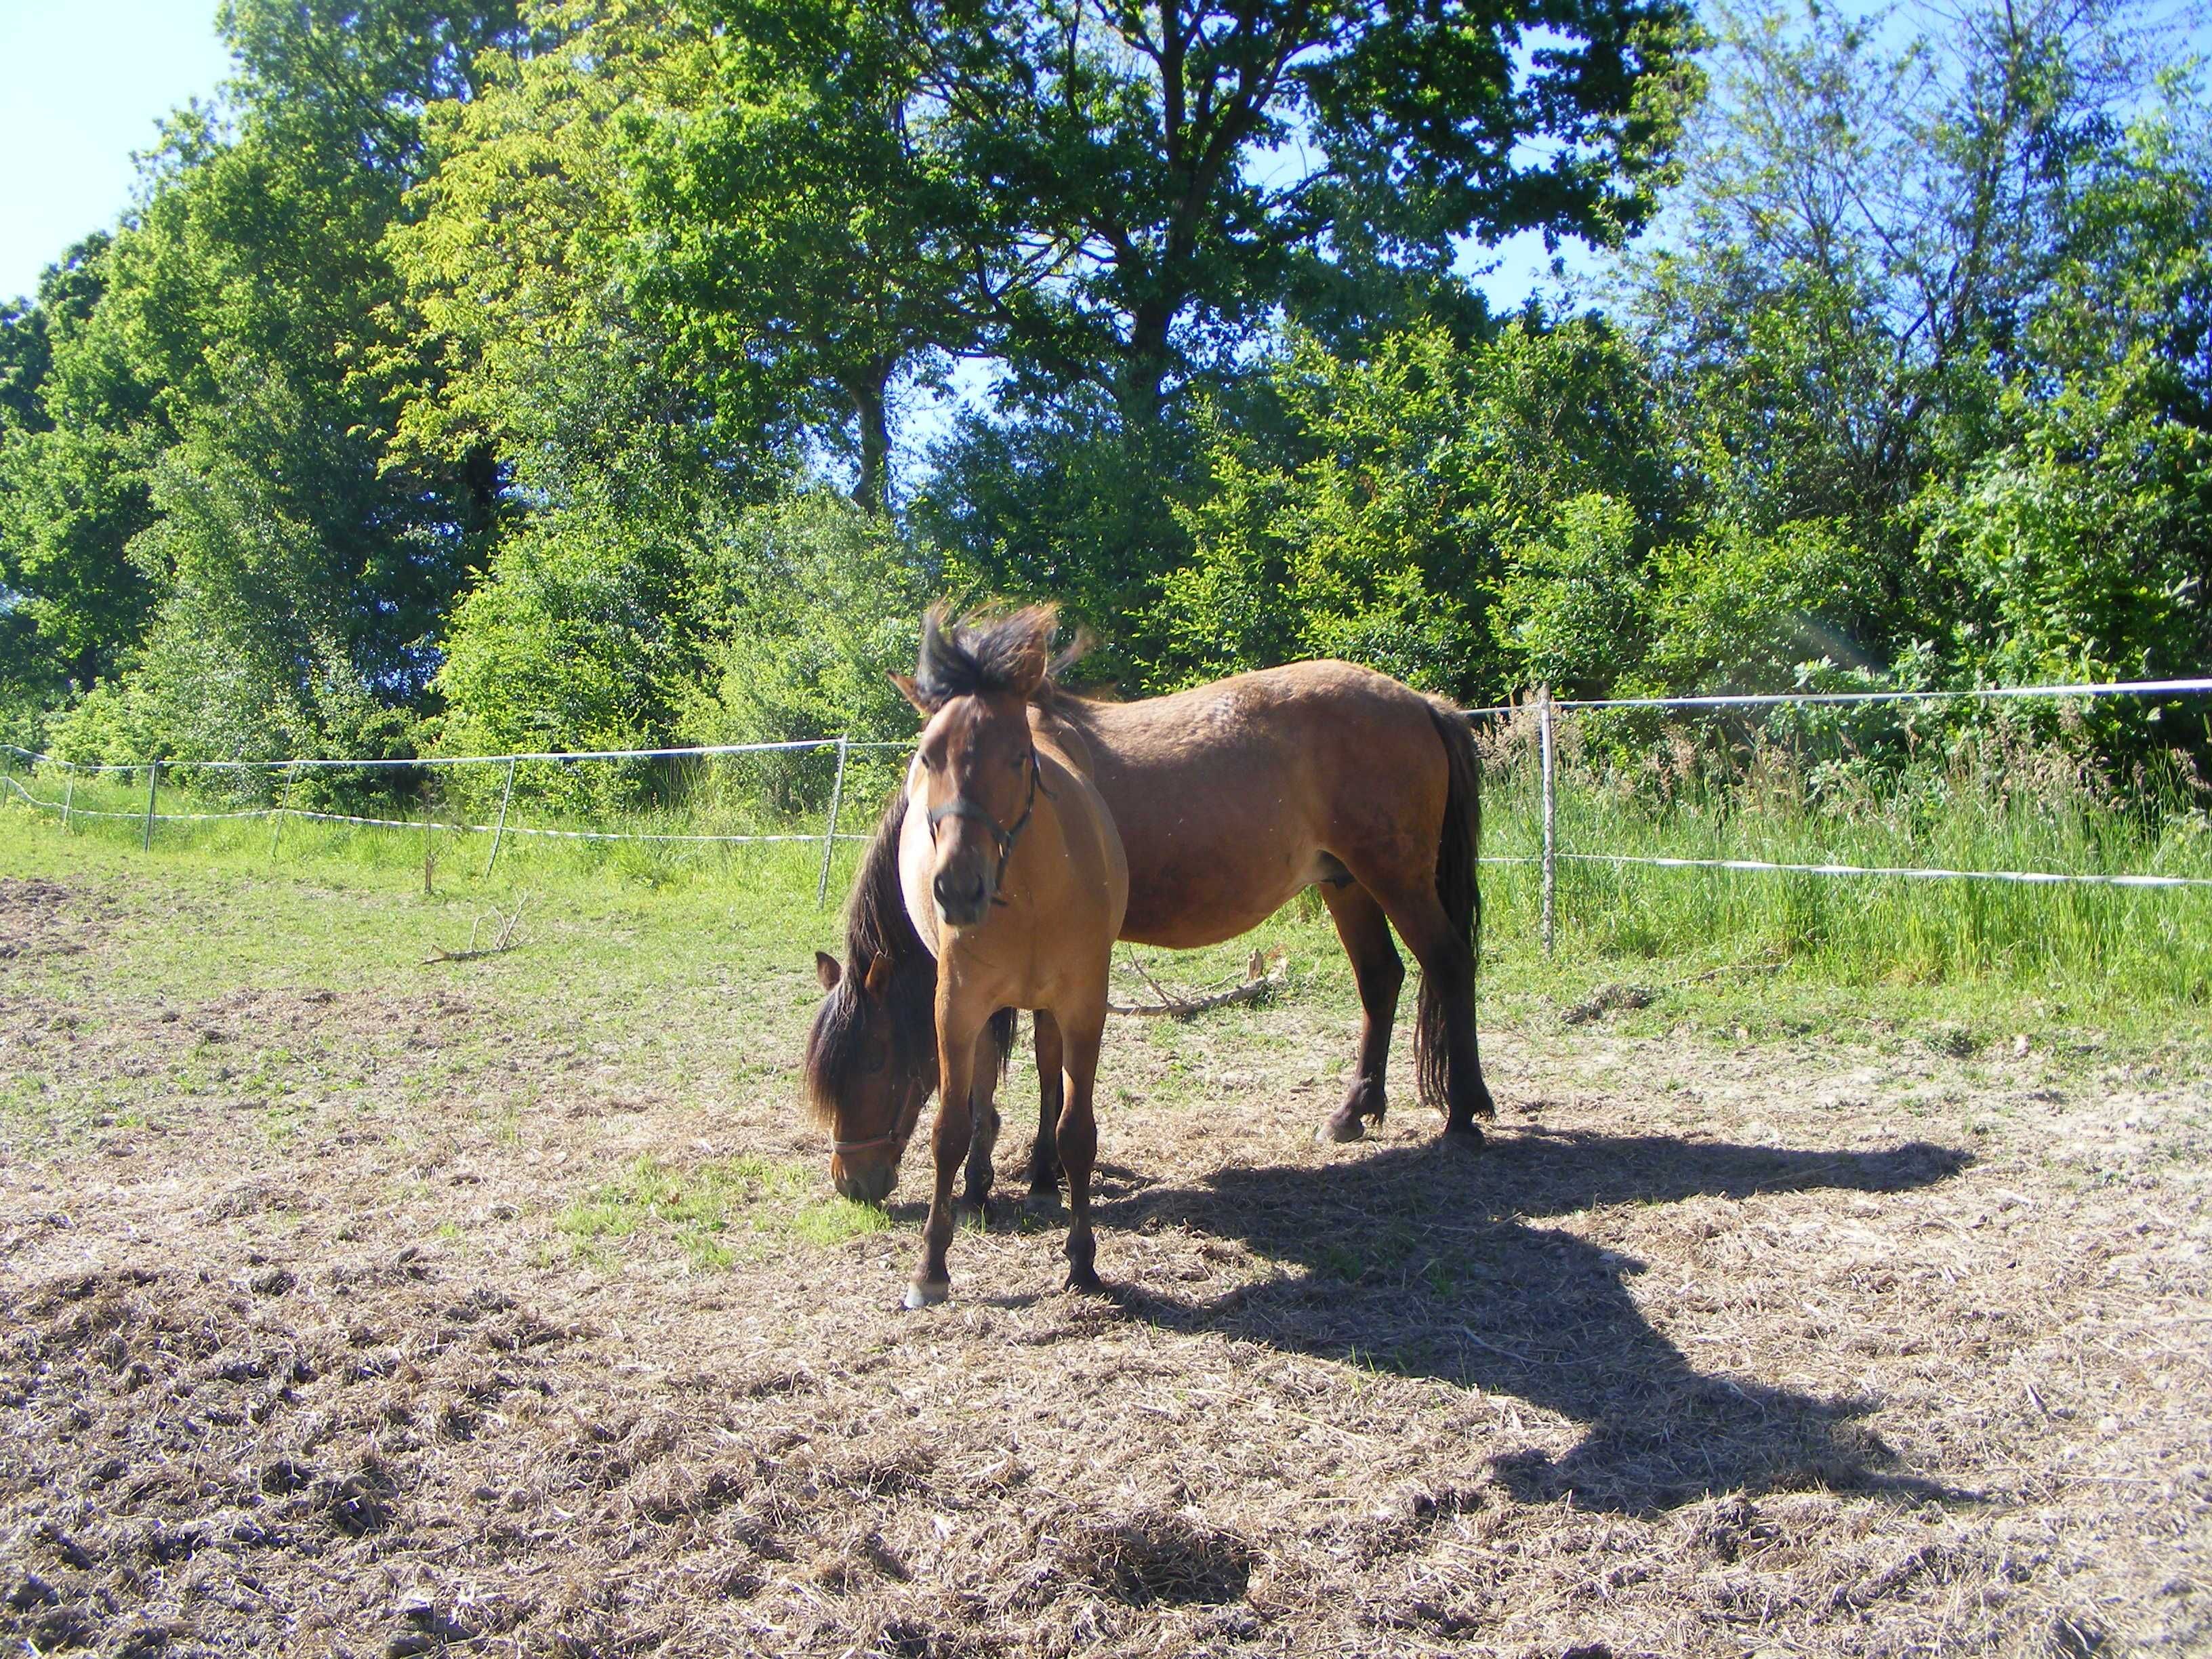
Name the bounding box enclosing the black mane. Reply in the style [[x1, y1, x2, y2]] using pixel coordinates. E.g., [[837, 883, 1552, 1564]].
[[913, 604, 1061, 709]]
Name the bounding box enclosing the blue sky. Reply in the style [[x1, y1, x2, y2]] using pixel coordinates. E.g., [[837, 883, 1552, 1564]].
[[0, 1, 235, 304]]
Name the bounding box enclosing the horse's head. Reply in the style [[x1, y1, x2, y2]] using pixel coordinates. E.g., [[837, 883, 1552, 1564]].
[[893, 605, 1053, 928], [804, 782, 947, 1202], [805, 946, 935, 1202]]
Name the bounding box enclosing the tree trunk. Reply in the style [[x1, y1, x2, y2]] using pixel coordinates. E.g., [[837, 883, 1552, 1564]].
[[1114, 304, 1178, 432], [848, 372, 891, 516]]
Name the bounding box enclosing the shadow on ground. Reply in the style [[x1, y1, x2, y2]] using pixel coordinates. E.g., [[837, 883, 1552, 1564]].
[[1095, 1128, 1974, 1515]]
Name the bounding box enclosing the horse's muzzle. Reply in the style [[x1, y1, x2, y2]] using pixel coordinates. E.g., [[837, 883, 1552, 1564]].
[[832, 1153, 899, 1204], [933, 867, 990, 928]]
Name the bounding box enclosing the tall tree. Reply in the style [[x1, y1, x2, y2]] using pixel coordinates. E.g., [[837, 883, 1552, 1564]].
[[619, 4, 994, 513], [695, 0, 1702, 432], [1, 2, 539, 759], [1628, 0, 2169, 544], [0, 234, 161, 698]]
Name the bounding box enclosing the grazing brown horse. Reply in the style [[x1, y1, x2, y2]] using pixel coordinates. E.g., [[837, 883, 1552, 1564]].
[[846, 606, 1128, 1307], [806, 607, 1492, 1213]]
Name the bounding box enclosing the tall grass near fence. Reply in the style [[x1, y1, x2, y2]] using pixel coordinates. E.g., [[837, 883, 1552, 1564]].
[[1473, 705, 2212, 1008]]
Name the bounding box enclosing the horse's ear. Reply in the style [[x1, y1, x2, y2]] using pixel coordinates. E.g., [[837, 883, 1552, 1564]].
[[888, 671, 929, 714], [1006, 642, 1047, 699], [815, 950, 840, 991], [863, 952, 894, 998]]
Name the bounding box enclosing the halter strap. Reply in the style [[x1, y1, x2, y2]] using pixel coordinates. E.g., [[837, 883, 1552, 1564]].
[[924, 748, 1044, 892], [832, 1130, 907, 1158]]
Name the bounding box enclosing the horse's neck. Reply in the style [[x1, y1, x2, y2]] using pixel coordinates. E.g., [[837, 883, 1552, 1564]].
[[1031, 709, 1098, 781]]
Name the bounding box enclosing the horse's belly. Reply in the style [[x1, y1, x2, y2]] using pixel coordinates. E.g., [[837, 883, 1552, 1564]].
[[1118, 842, 1316, 949]]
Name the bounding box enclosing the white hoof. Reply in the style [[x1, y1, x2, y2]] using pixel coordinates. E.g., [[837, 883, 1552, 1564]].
[[903, 1279, 949, 1311]]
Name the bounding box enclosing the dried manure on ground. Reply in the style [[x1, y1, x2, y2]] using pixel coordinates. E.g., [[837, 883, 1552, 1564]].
[[0, 853, 2207, 1658]]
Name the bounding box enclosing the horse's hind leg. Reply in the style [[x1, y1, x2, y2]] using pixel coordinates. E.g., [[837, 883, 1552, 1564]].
[[1317, 881, 1404, 1144], [1359, 876, 1492, 1143], [1027, 1010, 1065, 1197], [960, 1016, 1008, 1215], [1054, 1011, 1106, 1292]]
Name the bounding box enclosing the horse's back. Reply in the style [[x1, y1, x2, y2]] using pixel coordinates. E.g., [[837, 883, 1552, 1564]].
[[1055, 661, 1458, 947]]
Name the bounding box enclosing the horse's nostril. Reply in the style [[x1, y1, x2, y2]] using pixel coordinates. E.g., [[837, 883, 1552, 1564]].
[[935, 871, 985, 909]]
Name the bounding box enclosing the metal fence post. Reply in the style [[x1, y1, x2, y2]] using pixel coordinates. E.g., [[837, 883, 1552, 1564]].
[[484, 757, 517, 878], [270, 762, 295, 858], [815, 738, 850, 909], [61, 766, 75, 832], [1538, 686, 1556, 957], [142, 762, 160, 851]]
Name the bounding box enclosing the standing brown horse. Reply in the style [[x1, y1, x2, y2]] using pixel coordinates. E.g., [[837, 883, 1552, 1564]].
[[806, 605, 1492, 1212], [879, 605, 1128, 1307]]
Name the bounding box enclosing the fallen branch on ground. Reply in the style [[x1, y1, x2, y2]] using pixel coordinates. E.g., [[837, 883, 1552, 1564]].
[[1560, 955, 1790, 1024], [425, 895, 529, 964], [1110, 947, 1287, 1018]]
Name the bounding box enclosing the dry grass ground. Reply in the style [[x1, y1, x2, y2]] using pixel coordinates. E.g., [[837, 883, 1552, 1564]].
[[0, 844, 2207, 1659]]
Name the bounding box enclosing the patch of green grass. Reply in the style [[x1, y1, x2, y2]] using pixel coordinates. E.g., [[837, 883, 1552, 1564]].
[[3, 742, 2207, 1101], [555, 1154, 886, 1269]]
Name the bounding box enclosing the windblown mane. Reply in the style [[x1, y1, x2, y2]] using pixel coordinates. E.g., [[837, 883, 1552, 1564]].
[[913, 603, 1090, 710], [802, 783, 1013, 1127]]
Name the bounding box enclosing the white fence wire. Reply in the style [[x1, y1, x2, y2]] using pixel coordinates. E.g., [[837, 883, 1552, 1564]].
[[1486, 676, 2212, 949], [7, 676, 2212, 931]]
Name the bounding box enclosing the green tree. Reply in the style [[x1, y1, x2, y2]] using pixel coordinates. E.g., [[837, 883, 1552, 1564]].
[[1916, 100, 2212, 689], [1155, 316, 1680, 697], [15, 1, 537, 764], [619, 3, 991, 514], [0, 235, 161, 699], [1628, 0, 2171, 548]]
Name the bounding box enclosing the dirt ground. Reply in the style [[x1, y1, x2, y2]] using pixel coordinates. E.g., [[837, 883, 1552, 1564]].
[[1, 865, 2208, 1658]]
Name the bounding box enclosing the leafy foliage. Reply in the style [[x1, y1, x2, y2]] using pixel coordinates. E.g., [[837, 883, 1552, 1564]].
[[1155, 319, 1679, 697], [1, 0, 2207, 808]]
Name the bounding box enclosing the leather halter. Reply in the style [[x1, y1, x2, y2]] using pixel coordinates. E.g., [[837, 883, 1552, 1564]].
[[924, 746, 1044, 895], [832, 1128, 907, 1158]]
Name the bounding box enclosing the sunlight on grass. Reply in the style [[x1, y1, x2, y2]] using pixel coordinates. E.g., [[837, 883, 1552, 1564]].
[[555, 1153, 888, 1269]]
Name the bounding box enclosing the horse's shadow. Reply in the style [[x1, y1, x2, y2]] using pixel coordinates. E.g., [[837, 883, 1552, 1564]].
[[1087, 1126, 1974, 1515]]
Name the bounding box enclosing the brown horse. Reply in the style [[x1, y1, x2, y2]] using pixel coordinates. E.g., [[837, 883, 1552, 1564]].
[[862, 605, 1127, 1307], [806, 609, 1492, 1209]]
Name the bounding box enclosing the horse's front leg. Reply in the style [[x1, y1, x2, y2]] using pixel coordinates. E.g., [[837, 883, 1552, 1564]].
[[1027, 1010, 1065, 1197], [907, 999, 984, 1310], [1054, 1010, 1107, 1293]]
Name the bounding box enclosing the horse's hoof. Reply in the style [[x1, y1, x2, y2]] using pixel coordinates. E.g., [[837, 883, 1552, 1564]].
[[1442, 1122, 1485, 1149], [1316, 1111, 1366, 1145], [903, 1279, 950, 1311], [1065, 1267, 1105, 1295]]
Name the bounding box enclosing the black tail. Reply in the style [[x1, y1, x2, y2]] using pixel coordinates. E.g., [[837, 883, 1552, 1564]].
[[1414, 699, 1487, 1117], [986, 1006, 1018, 1078]]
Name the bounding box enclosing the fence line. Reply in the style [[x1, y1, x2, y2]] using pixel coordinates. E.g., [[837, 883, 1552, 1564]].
[[1466, 674, 2212, 718], [0, 733, 908, 902], [0, 737, 914, 776], [7, 676, 2211, 927], [3, 776, 880, 845], [1556, 851, 2212, 891]]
